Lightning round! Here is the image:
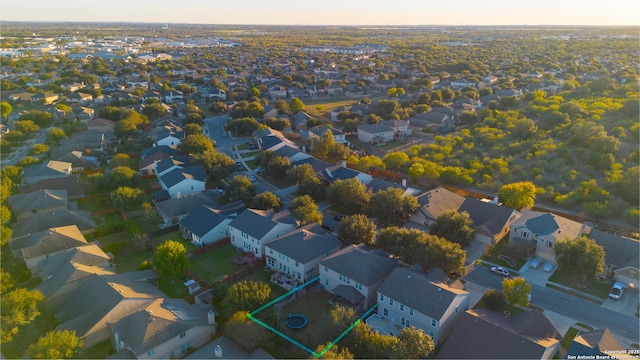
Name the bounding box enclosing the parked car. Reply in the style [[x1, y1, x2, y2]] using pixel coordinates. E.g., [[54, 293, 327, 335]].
[[530, 258, 541, 269], [333, 215, 344, 222], [321, 223, 335, 232], [249, 175, 256, 182], [489, 266, 510, 277], [542, 262, 555, 272], [608, 282, 625, 300], [236, 162, 243, 171]]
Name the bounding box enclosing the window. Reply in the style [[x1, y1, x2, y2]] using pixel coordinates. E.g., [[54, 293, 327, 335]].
[[380, 294, 385, 301], [401, 317, 410, 327], [355, 282, 362, 290], [432, 319, 437, 327], [400, 304, 404, 312], [295, 261, 299, 267], [389, 299, 394, 306], [148, 349, 155, 356], [324, 266, 328, 272], [180, 332, 186, 339], [383, 308, 389, 317], [429, 331, 435, 338], [455, 305, 459, 313], [547, 241, 553, 248], [409, 308, 414, 316], [269, 249, 273, 254]]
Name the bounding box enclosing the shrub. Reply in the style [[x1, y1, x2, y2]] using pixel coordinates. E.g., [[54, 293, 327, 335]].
[[484, 289, 506, 311]]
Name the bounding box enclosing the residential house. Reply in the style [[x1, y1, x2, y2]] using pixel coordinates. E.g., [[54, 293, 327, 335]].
[[139, 152, 171, 177], [141, 91, 162, 103], [31, 92, 59, 105], [510, 211, 591, 262], [11, 209, 96, 238], [158, 165, 207, 198], [411, 187, 465, 227], [229, 209, 297, 259], [154, 126, 184, 147], [8, 92, 37, 103], [56, 151, 100, 172], [291, 157, 332, 176], [52, 271, 162, 348], [319, 244, 399, 309], [107, 298, 215, 359], [21, 160, 72, 185], [179, 205, 233, 247], [36, 244, 114, 305], [272, 145, 312, 164], [70, 106, 95, 122], [154, 156, 193, 178], [253, 128, 297, 152], [154, 192, 221, 228], [457, 197, 521, 246], [438, 309, 561, 359], [566, 328, 627, 359], [141, 145, 180, 160], [309, 125, 347, 143], [207, 88, 226, 101], [8, 189, 68, 220], [320, 164, 373, 185], [291, 111, 313, 132], [87, 118, 116, 132], [357, 123, 394, 145], [374, 267, 469, 344], [380, 119, 412, 139], [330, 105, 351, 122], [61, 82, 85, 92], [409, 111, 454, 133], [265, 224, 341, 282], [164, 90, 184, 104], [591, 230, 640, 289], [66, 92, 93, 105], [19, 175, 88, 199], [8, 225, 89, 271], [367, 178, 421, 197], [49, 130, 113, 159]]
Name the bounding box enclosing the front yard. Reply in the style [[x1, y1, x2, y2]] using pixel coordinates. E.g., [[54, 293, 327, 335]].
[[548, 270, 610, 299]]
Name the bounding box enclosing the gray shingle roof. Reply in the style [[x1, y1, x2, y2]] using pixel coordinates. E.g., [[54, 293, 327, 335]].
[[266, 225, 341, 263], [155, 192, 219, 218], [8, 189, 68, 216], [320, 244, 398, 286], [9, 225, 88, 259], [155, 156, 192, 174], [229, 209, 294, 240], [438, 309, 561, 359], [590, 230, 639, 269], [10, 210, 97, 237], [179, 205, 228, 237], [458, 198, 518, 236], [377, 268, 467, 320], [159, 165, 207, 188], [567, 328, 625, 357], [415, 187, 464, 219], [524, 213, 559, 235]]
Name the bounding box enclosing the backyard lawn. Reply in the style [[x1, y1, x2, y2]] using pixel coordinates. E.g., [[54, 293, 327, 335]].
[[253, 290, 339, 352], [189, 244, 239, 283], [113, 248, 154, 273], [149, 229, 196, 252]]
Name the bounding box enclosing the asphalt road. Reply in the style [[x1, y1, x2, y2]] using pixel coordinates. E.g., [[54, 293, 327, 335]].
[[203, 114, 244, 156], [3, 128, 48, 166], [463, 266, 640, 343]]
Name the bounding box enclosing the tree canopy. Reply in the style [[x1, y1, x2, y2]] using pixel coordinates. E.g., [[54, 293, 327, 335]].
[[327, 178, 371, 214], [554, 236, 606, 284], [498, 181, 537, 210], [222, 281, 271, 314], [429, 210, 475, 247], [289, 195, 323, 225], [152, 240, 189, 277], [26, 330, 83, 359], [337, 214, 376, 246], [502, 277, 531, 308]]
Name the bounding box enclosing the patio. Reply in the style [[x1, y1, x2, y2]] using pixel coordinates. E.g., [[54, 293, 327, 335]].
[[270, 272, 300, 291]]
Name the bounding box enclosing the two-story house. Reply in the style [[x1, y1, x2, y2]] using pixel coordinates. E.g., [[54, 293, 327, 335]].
[[228, 209, 297, 259], [411, 187, 465, 227], [264, 224, 341, 282], [179, 205, 232, 247], [319, 244, 399, 309], [157, 165, 207, 199], [374, 267, 469, 345], [309, 126, 347, 144], [457, 197, 521, 246]]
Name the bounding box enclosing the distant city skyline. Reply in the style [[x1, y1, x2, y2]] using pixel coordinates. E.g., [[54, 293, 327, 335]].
[[1, 0, 639, 26]]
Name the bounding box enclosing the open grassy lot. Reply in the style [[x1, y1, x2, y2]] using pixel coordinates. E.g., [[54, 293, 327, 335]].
[[113, 248, 153, 273], [149, 229, 196, 252], [189, 244, 239, 283], [304, 99, 358, 121]]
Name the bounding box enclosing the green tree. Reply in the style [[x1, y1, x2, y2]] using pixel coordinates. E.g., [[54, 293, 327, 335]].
[[27, 143, 49, 157], [263, 117, 290, 131], [382, 152, 410, 171], [498, 181, 537, 210], [1, 101, 13, 122], [274, 99, 290, 114], [408, 163, 425, 182], [222, 281, 271, 314], [224, 311, 271, 353], [289, 195, 323, 225], [554, 236, 605, 285], [209, 101, 228, 114], [287, 164, 316, 185], [1, 269, 15, 295], [327, 178, 371, 214], [1, 288, 45, 343], [250, 191, 281, 212], [19, 110, 53, 127], [221, 175, 256, 205], [484, 288, 506, 311], [370, 188, 404, 226], [55, 103, 73, 121], [152, 240, 189, 277], [337, 214, 376, 246], [179, 133, 214, 155], [346, 322, 399, 359], [429, 210, 475, 247], [45, 127, 67, 146], [353, 155, 385, 172], [142, 102, 165, 121], [114, 119, 137, 138], [14, 120, 39, 134], [192, 149, 235, 180], [289, 97, 306, 113], [295, 176, 326, 201], [110, 186, 145, 210], [394, 327, 435, 359], [502, 277, 531, 308], [27, 330, 83, 359], [227, 117, 259, 134]]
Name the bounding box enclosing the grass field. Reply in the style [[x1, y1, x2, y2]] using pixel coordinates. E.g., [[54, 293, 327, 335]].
[[304, 100, 358, 121], [149, 229, 196, 252], [189, 244, 239, 282]]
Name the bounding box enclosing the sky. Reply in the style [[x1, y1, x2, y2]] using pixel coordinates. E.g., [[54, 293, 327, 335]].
[[1, 0, 639, 26]]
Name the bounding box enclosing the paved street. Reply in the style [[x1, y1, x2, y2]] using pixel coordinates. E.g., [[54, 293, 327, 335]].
[[463, 266, 639, 346], [3, 128, 48, 166]]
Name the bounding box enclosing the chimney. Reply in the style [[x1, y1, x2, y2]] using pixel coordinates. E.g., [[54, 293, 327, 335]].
[[402, 178, 407, 187], [214, 345, 223, 358], [341, 160, 346, 168]]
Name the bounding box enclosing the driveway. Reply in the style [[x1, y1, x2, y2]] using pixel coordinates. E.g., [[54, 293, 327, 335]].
[[601, 288, 639, 317], [519, 259, 556, 287]]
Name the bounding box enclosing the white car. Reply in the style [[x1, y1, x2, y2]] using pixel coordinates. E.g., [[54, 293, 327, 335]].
[[490, 266, 510, 277], [609, 282, 625, 300]]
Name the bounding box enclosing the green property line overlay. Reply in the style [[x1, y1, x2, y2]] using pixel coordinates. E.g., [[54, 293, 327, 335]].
[[247, 275, 378, 358]]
